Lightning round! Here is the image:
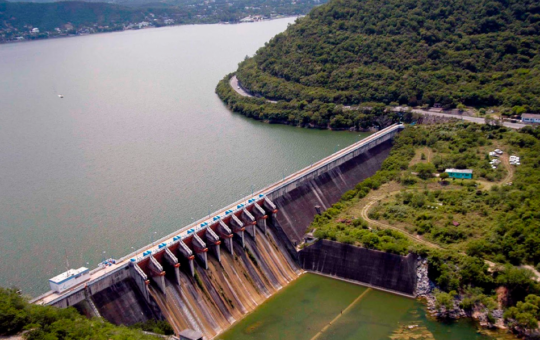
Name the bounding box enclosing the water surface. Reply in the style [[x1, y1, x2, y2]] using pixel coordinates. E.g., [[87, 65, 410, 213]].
[[0, 19, 365, 295], [218, 274, 511, 340]]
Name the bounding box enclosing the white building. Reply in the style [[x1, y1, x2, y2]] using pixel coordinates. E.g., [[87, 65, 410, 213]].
[[49, 267, 90, 293], [522, 113, 540, 124], [31, 28, 40, 33]]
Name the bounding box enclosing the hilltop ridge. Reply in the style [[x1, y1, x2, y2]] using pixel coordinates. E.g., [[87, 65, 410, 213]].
[[217, 0, 540, 129]]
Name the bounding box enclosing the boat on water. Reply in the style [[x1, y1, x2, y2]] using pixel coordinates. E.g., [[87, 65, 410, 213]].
[[58, 94, 64, 98]]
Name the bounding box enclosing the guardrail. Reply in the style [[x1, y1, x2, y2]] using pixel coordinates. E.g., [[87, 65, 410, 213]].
[[33, 123, 403, 304], [116, 123, 403, 263]]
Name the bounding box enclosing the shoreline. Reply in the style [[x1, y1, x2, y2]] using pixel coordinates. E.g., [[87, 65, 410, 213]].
[[220, 74, 526, 131], [0, 15, 300, 46]]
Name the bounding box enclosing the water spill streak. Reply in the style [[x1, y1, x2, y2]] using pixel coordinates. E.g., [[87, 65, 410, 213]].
[[148, 230, 301, 339]]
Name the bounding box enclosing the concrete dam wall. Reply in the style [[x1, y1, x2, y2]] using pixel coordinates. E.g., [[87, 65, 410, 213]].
[[33, 124, 414, 338], [267, 132, 396, 245], [298, 240, 418, 296]]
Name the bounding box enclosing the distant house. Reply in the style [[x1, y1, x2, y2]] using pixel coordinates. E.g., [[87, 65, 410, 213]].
[[31, 28, 39, 33], [522, 113, 540, 124], [445, 168, 473, 179]]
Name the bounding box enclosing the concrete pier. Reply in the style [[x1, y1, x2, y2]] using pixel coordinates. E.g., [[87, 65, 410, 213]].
[[192, 234, 209, 270], [148, 256, 166, 293], [178, 240, 195, 277], [164, 248, 181, 286], [217, 221, 234, 254], [205, 227, 221, 262], [257, 198, 277, 234], [263, 197, 278, 214], [241, 209, 256, 241], [230, 214, 246, 247], [132, 263, 152, 304], [252, 202, 267, 235]]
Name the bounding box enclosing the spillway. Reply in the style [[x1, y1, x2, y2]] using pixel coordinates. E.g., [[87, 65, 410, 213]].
[[33, 125, 416, 339], [147, 228, 300, 339]]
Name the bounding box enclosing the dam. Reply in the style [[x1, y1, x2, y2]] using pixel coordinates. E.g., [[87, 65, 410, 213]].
[[31, 124, 414, 339]]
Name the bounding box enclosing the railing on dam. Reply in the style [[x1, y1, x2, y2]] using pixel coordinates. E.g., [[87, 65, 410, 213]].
[[31, 123, 403, 306], [118, 123, 403, 262]]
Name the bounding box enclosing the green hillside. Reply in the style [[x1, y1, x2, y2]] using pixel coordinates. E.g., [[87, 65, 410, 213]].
[[0, 0, 324, 42], [0, 287, 172, 339], [308, 122, 540, 330], [218, 0, 540, 128], [0, 1, 161, 31]]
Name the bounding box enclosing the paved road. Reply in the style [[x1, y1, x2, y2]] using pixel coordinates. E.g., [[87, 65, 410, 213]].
[[404, 109, 525, 129], [229, 75, 253, 98], [227, 78, 525, 130], [229, 75, 277, 103]]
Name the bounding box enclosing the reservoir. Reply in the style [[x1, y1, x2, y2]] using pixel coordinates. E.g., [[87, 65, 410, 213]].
[[0, 18, 363, 296], [0, 17, 516, 340]]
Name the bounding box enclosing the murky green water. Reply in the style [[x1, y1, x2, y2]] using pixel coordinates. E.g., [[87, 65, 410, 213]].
[[218, 274, 512, 340]]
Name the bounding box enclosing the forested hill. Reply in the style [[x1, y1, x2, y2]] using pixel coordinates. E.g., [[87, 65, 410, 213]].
[[0, 1, 155, 31], [218, 0, 540, 128], [0, 0, 321, 42]]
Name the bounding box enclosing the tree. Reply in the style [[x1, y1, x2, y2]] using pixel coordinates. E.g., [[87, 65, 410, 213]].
[[496, 266, 536, 304], [416, 162, 436, 180], [361, 233, 380, 248], [0, 287, 162, 338], [440, 172, 450, 182], [435, 290, 457, 311], [504, 304, 539, 329]]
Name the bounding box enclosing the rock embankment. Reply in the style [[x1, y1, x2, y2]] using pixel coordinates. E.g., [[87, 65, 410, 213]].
[[414, 258, 431, 297], [415, 257, 502, 324]]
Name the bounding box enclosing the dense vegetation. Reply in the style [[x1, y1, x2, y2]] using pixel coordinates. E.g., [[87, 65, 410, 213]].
[[129, 319, 174, 335], [0, 0, 323, 42], [308, 122, 540, 329], [218, 0, 540, 128], [1, 1, 156, 32], [0, 287, 162, 339]]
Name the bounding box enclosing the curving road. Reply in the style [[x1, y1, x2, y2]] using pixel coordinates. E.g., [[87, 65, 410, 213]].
[[402, 109, 525, 130], [227, 77, 525, 130], [229, 75, 253, 98]]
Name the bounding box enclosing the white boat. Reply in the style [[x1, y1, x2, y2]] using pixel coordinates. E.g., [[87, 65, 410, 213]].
[[58, 94, 64, 98]]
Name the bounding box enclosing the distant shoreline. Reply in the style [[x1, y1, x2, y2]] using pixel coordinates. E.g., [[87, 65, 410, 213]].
[[0, 15, 300, 46]]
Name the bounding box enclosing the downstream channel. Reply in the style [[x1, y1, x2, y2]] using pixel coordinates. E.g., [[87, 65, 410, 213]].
[[0, 18, 364, 296], [218, 274, 514, 340]]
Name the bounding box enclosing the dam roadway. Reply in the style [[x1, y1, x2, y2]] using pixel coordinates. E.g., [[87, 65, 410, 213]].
[[31, 123, 403, 307]]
